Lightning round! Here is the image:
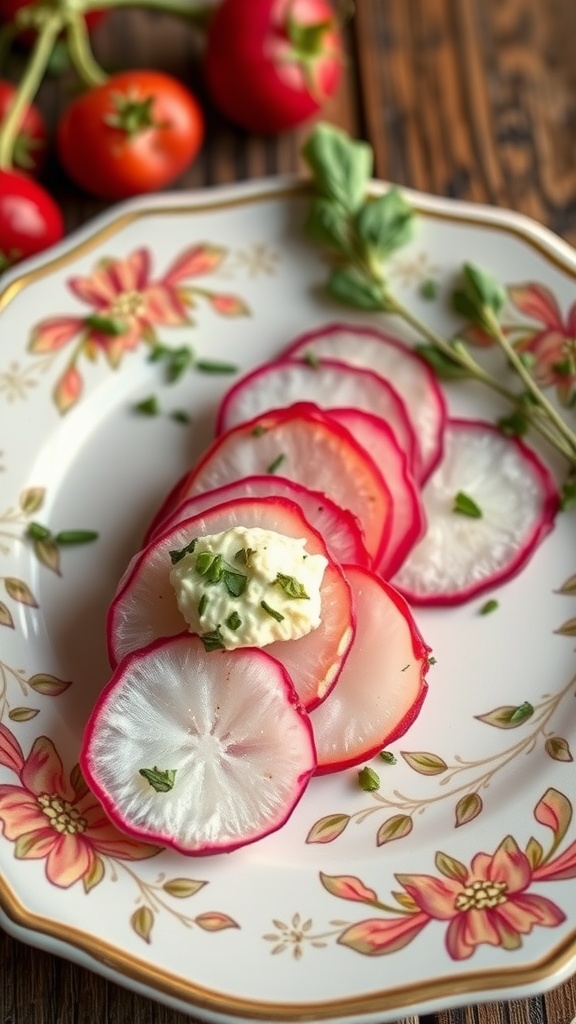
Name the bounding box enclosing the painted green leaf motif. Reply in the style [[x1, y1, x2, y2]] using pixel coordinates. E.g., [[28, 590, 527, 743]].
[[131, 906, 154, 943], [376, 814, 413, 846], [455, 792, 483, 827], [70, 763, 90, 799], [475, 702, 534, 728], [83, 854, 105, 893], [391, 890, 419, 912], [33, 537, 61, 575], [434, 851, 468, 882], [545, 736, 573, 762], [306, 813, 350, 844], [4, 578, 38, 607], [555, 617, 576, 637], [401, 751, 448, 775], [28, 673, 72, 696], [8, 707, 39, 722], [162, 878, 207, 898], [534, 788, 572, 844], [525, 836, 544, 869], [556, 573, 576, 596], [195, 912, 239, 931], [0, 602, 14, 629], [19, 486, 45, 514]]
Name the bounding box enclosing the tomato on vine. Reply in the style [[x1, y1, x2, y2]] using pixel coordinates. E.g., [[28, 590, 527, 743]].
[[56, 70, 205, 200], [0, 80, 47, 174], [204, 0, 344, 134], [0, 168, 64, 270]]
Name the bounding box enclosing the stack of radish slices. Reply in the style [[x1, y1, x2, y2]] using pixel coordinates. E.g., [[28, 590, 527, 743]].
[[80, 321, 559, 857]]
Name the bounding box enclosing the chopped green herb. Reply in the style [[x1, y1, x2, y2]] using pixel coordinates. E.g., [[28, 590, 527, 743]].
[[266, 453, 286, 474], [510, 700, 534, 724], [427, 655, 437, 666], [26, 521, 52, 541], [497, 410, 530, 437], [358, 765, 380, 791], [235, 547, 255, 567], [134, 395, 160, 416], [167, 346, 193, 383], [379, 750, 397, 765], [170, 409, 191, 424], [251, 424, 267, 437], [303, 350, 320, 368], [169, 538, 197, 564], [200, 626, 226, 652], [222, 566, 247, 597], [138, 766, 176, 793], [453, 491, 482, 518], [480, 598, 499, 615], [198, 593, 208, 616], [274, 573, 309, 599], [226, 611, 242, 631], [260, 600, 284, 622], [195, 552, 247, 595], [195, 359, 238, 374], [420, 279, 438, 300], [54, 530, 99, 545], [147, 344, 172, 362], [85, 313, 127, 336]]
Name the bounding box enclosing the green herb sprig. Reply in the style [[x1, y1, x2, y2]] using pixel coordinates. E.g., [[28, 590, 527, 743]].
[[26, 521, 98, 545]]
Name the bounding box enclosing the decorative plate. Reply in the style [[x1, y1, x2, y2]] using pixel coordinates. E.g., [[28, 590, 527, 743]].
[[1, 177, 576, 1022]]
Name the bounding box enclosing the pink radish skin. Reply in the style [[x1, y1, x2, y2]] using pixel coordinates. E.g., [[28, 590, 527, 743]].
[[392, 418, 560, 606], [108, 496, 355, 709], [283, 322, 447, 482], [216, 357, 418, 475], [81, 634, 317, 856], [327, 408, 426, 578], [311, 565, 430, 774], [176, 403, 394, 564], [147, 475, 371, 568]]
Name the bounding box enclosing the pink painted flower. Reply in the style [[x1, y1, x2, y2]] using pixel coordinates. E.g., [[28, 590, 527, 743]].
[[508, 283, 576, 403], [0, 724, 159, 888]]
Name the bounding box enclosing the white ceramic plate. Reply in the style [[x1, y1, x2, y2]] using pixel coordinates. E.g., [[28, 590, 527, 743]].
[[1, 178, 576, 1022]]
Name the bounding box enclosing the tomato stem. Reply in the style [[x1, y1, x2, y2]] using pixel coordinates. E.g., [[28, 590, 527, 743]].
[[0, 12, 62, 171], [65, 13, 108, 87]]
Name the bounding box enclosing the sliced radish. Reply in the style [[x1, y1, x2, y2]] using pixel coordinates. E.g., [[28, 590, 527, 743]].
[[283, 322, 447, 482], [392, 418, 560, 605], [80, 633, 316, 855], [108, 495, 354, 709], [216, 357, 418, 473], [147, 476, 371, 568], [327, 408, 426, 578], [310, 565, 430, 774], [177, 403, 393, 564]]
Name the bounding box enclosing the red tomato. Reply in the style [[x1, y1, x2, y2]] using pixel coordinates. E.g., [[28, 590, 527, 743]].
[[0, 169, 64, 269], [0, 80, 47, 175], [56, 70, 204, 200], [204, 0, 343, 134]]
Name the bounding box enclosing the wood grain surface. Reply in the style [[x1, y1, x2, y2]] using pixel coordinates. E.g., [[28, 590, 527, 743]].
[[2, 1, 576, 1022]]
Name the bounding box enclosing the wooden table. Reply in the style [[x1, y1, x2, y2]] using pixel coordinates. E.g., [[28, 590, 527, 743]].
[[2, 0, 576, 1021]]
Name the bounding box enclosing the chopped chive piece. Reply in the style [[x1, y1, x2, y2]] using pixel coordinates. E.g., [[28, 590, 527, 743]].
[[266, 453, 285, 474], [226, 611, 242, 631], [480, 598, 499, 615], [139, 766, 176, 793], [85, 314, 127, 336], [358, 765, 380, 791], [170, 410, 191, 424], [195, 359, 238, 374], [26, 521, 52, 541], [420, 279, 438, 300], [200, 626, 226, 651], [169, 538, 197, 564], [260, 600, 284, 622], [303, 350, 320, 368], [235, 547, 255, 567], [148, 344, 172, 362], [274, 572, 309, 599], [134, 395, 160, 416], [251, 424, 267, 437], [54, 530, 99, 545], [453, 491, 482, 518], [198, 593, 208, 616], [379, 750, 397, 764], [167, 346, 194, 383]]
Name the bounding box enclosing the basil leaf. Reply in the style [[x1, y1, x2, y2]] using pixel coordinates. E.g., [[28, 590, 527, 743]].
[[301, 122, 373, 212], [354, 189, 414, 258], [327, 266, 386, 311], [303, 197, 351, 253], [463, 263, 506, 316]]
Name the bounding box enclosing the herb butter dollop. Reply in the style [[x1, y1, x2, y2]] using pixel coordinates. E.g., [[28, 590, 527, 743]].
[[170, 527, 328, 651]]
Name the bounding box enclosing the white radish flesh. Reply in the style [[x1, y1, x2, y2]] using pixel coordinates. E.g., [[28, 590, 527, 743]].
[[107, 495, 354, 709], [216, 357, 418, 473], [80, 634, 317, 855], [311, 565, 430, 774], [283, 322, 447, 482], [392, 418, 559, 605]]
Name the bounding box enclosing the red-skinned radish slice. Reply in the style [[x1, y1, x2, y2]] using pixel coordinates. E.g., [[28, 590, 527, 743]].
[[80, 634, 317, 855], [147, 475, 371, 568], [311, 565, 430, 774], [216, 357, 418, 474], [392, 418, 560, 605], [108, 495, 354, 709], [176, 403, 393, 564], [327, 408, 426, 578], [283, 322, 447, 482]]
